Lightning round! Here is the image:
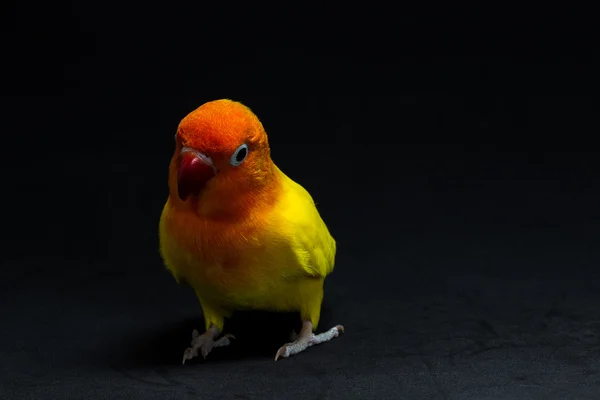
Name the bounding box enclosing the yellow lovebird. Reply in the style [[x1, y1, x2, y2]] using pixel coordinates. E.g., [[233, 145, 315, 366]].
[[158, 99, 343, 363]]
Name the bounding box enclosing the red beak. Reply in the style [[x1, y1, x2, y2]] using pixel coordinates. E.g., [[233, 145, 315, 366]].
[[177, 150, 216, 201]]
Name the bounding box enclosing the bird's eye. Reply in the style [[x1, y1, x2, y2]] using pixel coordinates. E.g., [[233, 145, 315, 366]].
[[230, 144, 249, 166]]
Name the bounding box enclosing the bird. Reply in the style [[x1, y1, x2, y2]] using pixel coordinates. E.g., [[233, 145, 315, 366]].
[[158, 99, 343, 363]]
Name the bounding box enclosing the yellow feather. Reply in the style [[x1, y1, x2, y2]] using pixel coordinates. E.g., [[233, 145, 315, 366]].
[[159, 165, 336, 332]]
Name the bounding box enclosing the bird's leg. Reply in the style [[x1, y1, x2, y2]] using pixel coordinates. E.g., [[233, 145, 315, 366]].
[[182, 325, 235, 364], [275, 320, 344, 361]]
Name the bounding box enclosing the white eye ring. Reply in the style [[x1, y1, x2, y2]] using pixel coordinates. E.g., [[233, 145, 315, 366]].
[[230, 143, 249, 166]]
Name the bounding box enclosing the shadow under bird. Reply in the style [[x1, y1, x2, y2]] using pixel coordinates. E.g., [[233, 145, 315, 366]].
[[158, 99, 344, 363]]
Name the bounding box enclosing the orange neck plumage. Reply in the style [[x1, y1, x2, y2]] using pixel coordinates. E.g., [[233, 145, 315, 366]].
[[167, 153, 281, 221], [163, 155, 282, 278]]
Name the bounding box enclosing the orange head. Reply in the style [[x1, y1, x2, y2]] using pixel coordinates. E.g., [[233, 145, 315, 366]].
[[169, 99, 275, 208]]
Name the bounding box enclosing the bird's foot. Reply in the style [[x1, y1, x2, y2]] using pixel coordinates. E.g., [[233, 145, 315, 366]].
[[182, 327, 235, 364], [275, 321, 344, 361]]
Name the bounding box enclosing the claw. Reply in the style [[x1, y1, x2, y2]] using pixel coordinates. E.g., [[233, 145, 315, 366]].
[[275, 345, 289, 361], [214, 334, 236, 348], [182, 347, 194, 365], [201, 345, 210, 359]]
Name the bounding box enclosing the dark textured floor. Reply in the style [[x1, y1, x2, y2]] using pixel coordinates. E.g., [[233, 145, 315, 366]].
[[2, 113, 600, 399]]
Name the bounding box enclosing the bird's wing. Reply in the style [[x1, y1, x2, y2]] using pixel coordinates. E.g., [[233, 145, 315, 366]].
[[273, 175, 336, 279], [291, 218, 336, 279]]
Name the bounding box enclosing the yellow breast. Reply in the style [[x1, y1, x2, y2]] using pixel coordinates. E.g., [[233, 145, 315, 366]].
[[158, 167, 334, 313]]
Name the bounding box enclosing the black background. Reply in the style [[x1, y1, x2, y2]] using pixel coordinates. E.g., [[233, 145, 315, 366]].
[[1, 3, 599, 399]]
